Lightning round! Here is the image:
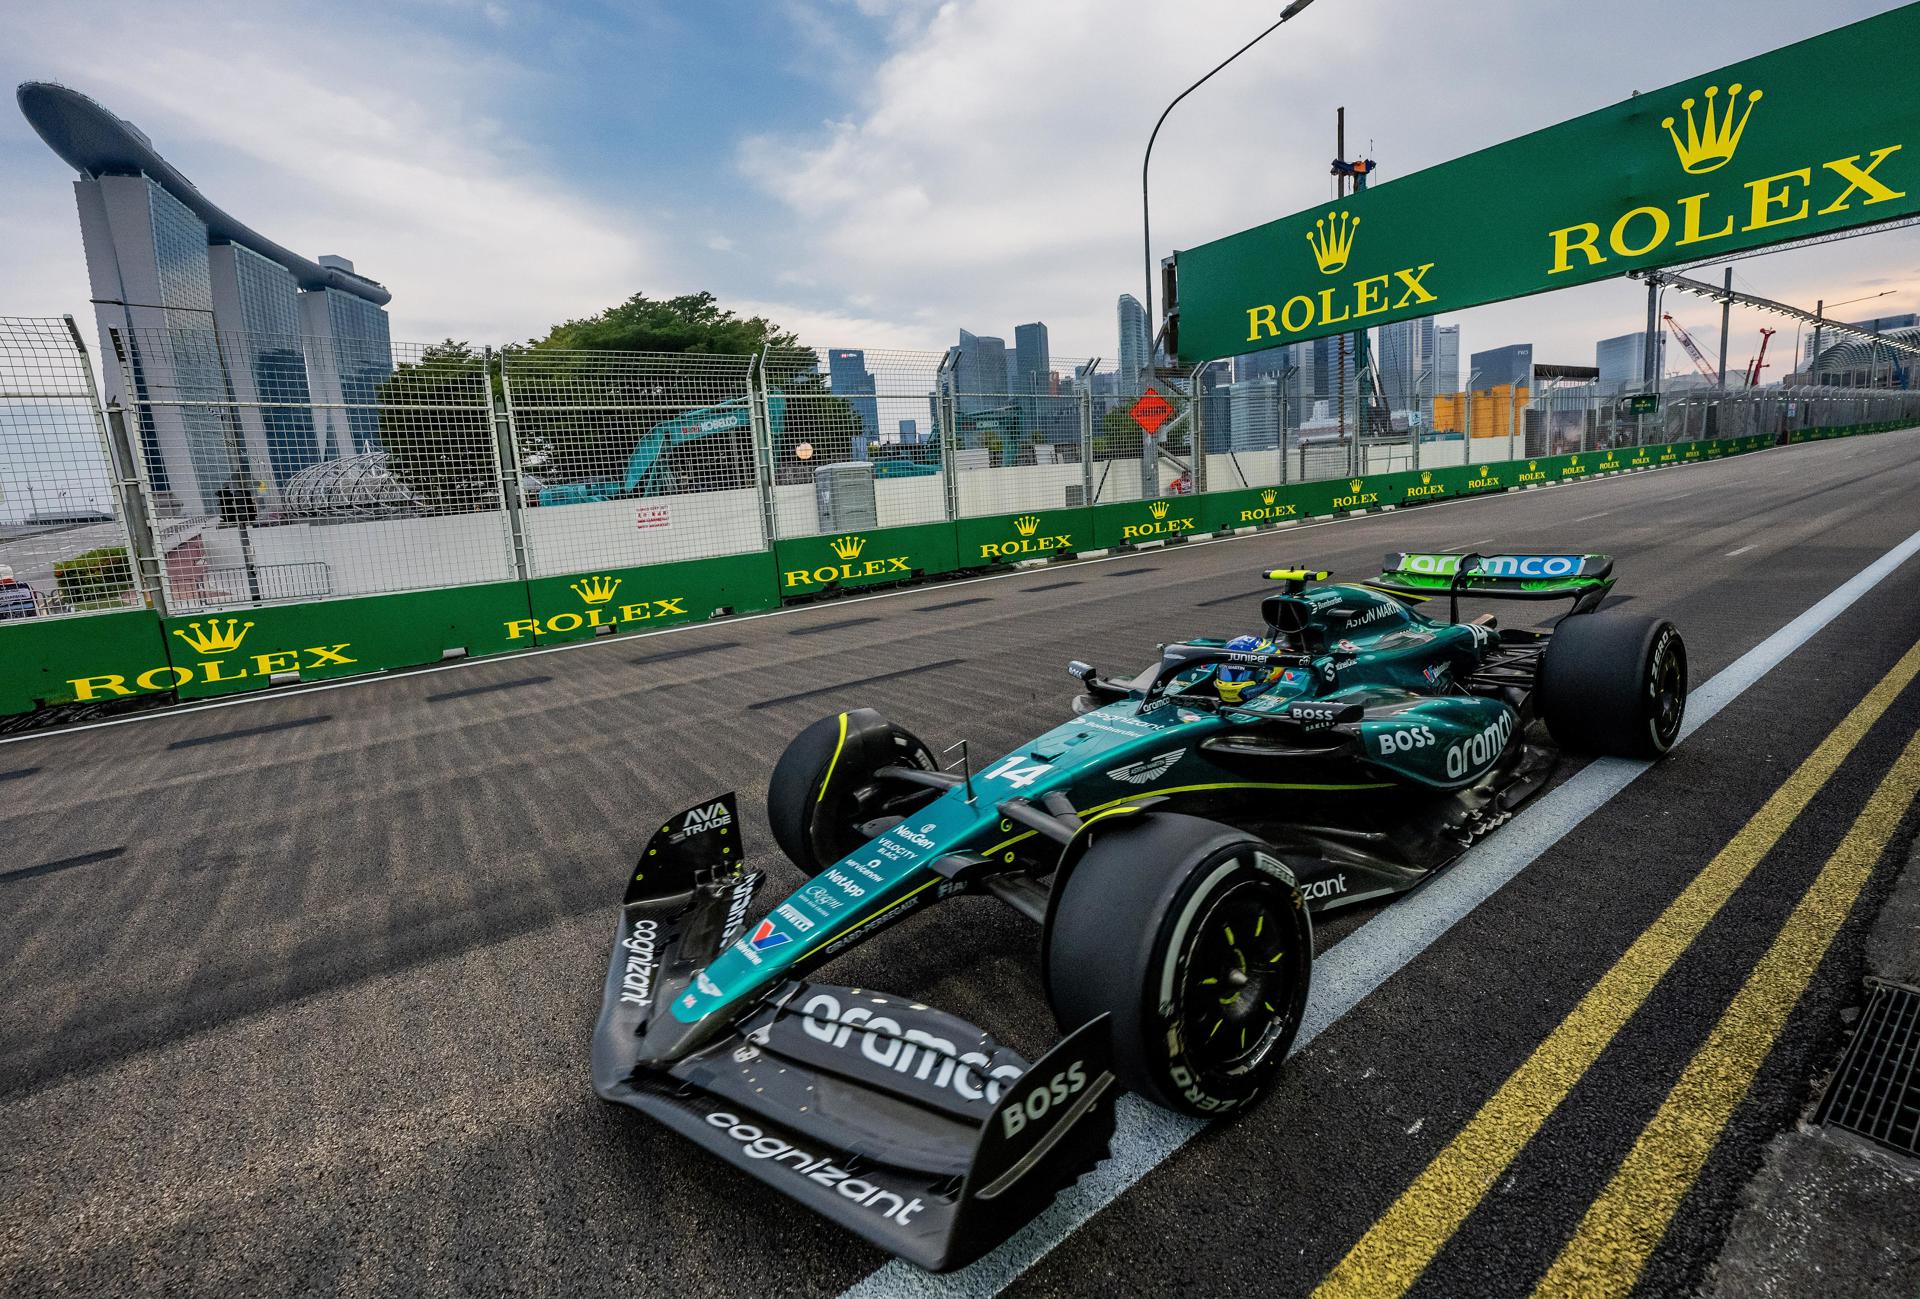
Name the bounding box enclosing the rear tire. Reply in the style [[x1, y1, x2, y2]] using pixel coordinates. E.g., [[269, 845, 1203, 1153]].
[[767, 708, 938, 874], [1539, 613, 1687, 759], [1045, 813, 1311, 1117]]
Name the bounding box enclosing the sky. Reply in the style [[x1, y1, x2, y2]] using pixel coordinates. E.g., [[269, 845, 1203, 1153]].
[[2, 0, 1917, 381]]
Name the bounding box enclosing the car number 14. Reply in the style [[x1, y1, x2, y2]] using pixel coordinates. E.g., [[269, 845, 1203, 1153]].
[[985, 755, 1051, 788]]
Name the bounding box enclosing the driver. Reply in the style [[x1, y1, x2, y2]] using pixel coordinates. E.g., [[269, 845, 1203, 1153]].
[[1214, 634, 1286, 705]]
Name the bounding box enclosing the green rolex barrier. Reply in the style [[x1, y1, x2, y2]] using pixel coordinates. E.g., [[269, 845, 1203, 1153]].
[[773, 520, 962, 597], [1091, 494, 1214, 550], [523, 550, 779, 646], [1, 608, 171, 713], [956, 507, 1093, 567]]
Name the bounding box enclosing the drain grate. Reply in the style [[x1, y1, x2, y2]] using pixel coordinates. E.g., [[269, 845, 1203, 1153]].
[[1816, 979, 1920, 1156]]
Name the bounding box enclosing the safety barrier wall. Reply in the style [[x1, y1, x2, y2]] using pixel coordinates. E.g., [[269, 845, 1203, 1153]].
[[4, 314, 1918, 720]]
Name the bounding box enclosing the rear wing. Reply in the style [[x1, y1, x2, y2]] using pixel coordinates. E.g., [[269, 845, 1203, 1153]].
[[1371, 552, 1614, 614]]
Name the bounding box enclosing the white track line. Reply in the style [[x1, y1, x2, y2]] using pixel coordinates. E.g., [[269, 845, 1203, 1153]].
[[1728, 544, 1756, 556], [839, 522, 1920, 1299], [1, 434, 1904, 750]]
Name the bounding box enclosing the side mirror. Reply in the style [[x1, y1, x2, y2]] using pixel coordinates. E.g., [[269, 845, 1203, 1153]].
[[1067, 660, 1097, 684]]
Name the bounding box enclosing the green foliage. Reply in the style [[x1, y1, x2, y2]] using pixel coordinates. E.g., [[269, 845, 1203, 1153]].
[[52, 545, 133, 608], [376, 341, 499, 515], [531, 291, 799, 357]]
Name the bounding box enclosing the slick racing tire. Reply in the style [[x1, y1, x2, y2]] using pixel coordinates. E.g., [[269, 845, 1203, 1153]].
[[1539, 613, 1687, 759], [767, 708, 939, 875], [1046, 813, 1311, 1118]]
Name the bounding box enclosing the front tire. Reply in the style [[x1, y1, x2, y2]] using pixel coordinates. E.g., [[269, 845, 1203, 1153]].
[[1046, 813, 1311, 1117], [1539, 613, 1687, 758], [767, 708, 938, 874]]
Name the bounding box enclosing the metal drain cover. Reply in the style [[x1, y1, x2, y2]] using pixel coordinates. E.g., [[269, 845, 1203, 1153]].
[[1816, 979, 1920, 1156]]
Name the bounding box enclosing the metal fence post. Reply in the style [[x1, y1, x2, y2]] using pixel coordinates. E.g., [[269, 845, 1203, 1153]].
[[748, 347, 778, 550], [1078, 362, 1097, 509], [100, 399, 168, 617], [936, 348, 960, 522], [487, 347, 532, 584], [1188, 363, 1209, 496]]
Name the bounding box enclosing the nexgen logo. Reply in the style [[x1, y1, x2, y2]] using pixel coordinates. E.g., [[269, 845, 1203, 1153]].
[[69, 643, 357, 700]]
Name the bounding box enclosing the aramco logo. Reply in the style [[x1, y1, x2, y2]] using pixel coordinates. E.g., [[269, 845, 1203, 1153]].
[[785, 532, 912, 587], [1307, 210, 1359, 274], [1239, 485, 1298, 525], [1405, 469, 1446, 499], [980, 514, 1072, 561], [1333, 478, 1379, 510], [1122, 499, 1196, 542], [70, 617, 356, 700]]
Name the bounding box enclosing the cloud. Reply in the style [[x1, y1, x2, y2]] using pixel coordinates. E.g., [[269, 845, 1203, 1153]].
[[1, 0, 656, 344]]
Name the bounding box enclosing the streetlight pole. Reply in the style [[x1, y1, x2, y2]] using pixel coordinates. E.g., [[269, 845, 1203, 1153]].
[[1141, 0, 1320, 357]]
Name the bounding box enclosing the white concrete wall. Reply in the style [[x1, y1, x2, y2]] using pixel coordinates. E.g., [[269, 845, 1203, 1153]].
[[246, 511, 515, 595], [523, 489, 764, 576]]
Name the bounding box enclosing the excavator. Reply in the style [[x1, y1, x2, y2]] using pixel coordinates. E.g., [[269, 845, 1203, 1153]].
[[537, 394, 786, 506]]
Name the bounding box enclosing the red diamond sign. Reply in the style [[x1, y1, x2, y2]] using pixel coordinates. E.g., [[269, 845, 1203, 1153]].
[[1129, 387, 1175, 436]]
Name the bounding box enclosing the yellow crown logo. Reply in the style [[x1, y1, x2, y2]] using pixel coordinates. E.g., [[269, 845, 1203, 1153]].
[[1013, 515, 1040, 537], [1663, 83, 1762, 174], [1349, 479, 1364, 493], [830, 533, 866, 561], [1306, 210, 1360, 274], [1479, 465, 1490, 477], [1570, 455, 1580, 465], [1147, 500, 1170, 520], [172, 619, 253, 655], [1529, 461, 1538, 471], [1420, 471, 1432, 484], [1261, 488, 1276, 505], [570, 574, 621, 605]]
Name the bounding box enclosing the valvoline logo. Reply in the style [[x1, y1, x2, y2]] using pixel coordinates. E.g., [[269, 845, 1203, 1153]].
[[748, 919, 792, 952]]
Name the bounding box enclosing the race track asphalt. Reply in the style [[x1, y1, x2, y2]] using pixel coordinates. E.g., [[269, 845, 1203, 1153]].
[[4, 429, 1920, 1299]]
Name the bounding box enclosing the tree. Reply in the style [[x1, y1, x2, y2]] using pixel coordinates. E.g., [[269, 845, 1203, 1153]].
[[376, 341, 498, 515], [516, 292, 859, 492]]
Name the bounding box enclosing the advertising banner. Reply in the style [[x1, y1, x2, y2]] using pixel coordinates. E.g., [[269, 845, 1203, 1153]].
[[773, 521, 962, 596], [523, 551, 779, 646], [1175, 5, 1920, 363], [0, 609, 170, 714], [955, 507, 1093, 567]]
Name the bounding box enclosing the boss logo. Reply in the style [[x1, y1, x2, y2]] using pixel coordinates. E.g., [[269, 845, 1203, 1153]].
[[999, 1060, 1090, 1138], [1376, 724, 1437, 755]]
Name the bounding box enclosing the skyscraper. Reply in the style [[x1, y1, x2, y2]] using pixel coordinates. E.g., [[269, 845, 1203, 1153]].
[[1596, 331, 1666, 393], [1376, 317, 1438, 412], [1435, 325, 1461, 394], [1470, 343, 1534, 390], [1117, 294, 1150, 388], [954, 329, 1008, 416], [828, 348, 880, 442], [19, 82, 394, 513]]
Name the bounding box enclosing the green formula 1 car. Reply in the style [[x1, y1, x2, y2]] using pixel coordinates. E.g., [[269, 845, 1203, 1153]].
[[591, 552, 1687, 1270]]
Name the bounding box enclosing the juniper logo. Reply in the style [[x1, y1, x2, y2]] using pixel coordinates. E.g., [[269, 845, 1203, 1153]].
[[980, 515, 1073, 560], [1306, 210, 1359, 274], [172, 618, 253, 654], [570, 574, 621, 605], [1122, 499, 1197, 541], [830, 534, 867, 561], [1664, 83, 1763, 174]]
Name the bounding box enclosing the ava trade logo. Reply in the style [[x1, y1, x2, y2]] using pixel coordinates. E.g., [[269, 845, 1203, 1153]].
[[980, 514, 1073, 561], [1466, 463, 1503, 490], [68, 617, 358, 701], [1517, 460, 1549, 484], [1547, 78, 1906, 278], [505, 573, 690, 639], [1121, 499, 1197, 542], [1404, 470, 1447, 500], [1237, 486, 1299, 524], [783, 532, 913, 588], [1332, 478, 1380, 510], [1245, 207, 1438, 345]]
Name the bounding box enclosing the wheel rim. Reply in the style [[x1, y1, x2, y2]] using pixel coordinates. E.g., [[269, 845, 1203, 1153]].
[[1650, 643, 1685, 743], [1180, 880, 1299, 1076]]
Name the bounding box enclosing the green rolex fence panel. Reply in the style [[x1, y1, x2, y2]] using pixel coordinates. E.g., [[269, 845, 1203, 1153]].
[[1091, 494, 1214, 551], [4, 609, 171, 712], [955, 507, 1093, 568], [521, 551, 780, 646], [158, 581, 535, 700], [1208, 483, 1310, 531], [773, 521, 962, 597]]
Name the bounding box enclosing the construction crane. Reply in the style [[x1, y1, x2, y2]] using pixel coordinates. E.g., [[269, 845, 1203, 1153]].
[[1662, 312, 1720, 385], [1744, 328, 1777, 388]]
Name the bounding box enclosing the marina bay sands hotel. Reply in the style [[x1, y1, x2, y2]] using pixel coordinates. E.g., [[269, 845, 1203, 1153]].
[[16, 81, 394, 516]]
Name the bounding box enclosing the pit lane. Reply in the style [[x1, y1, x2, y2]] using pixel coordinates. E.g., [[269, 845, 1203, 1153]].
[[4, 429, 1919, 1298]]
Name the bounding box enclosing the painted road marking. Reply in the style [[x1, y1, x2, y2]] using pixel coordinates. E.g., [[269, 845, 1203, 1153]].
[[1727, 544, 1756, 557], [1532, 726, 1920, 1299], [836, 524, 1920, 1299], [1312, 636, 1920, 1299]]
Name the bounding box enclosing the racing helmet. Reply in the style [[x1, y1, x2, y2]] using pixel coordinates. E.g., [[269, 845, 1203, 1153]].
[[1216, 634, 1279, 704]]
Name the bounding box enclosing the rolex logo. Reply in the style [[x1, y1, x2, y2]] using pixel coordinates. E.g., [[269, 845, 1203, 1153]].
[[1478, 466, 1490, 477], [1663, 82, 1762, 174], [1013, 515, 1040, 537], [570, 574, 621, 605], [1349, 479, 1364, 493], [1147, 500, 1170, 520], [1306, 210, 1359, 274], [830, 533, 866, 561], [1261, 489, 1276, 505], [1529, 462, 1538, 471], [1420, 471, 1432, 484], [172, 619, 253, 654]]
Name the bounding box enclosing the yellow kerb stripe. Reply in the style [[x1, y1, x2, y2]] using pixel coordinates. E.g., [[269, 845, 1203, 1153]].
[[1312, 635, 1920, 1299], [1533, 725, 1920, 1298]]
